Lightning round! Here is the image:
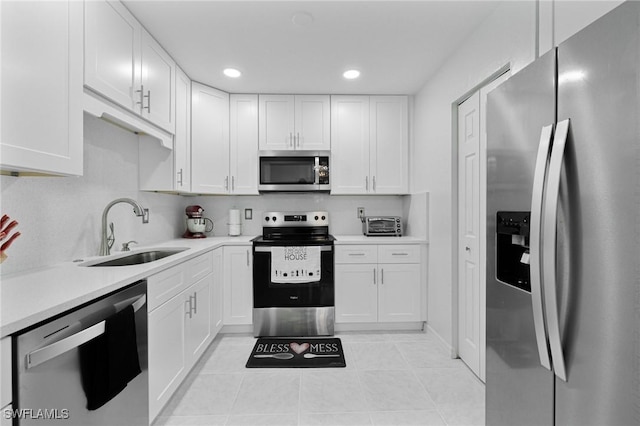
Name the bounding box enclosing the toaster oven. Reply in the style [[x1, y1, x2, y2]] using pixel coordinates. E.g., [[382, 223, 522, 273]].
[[363, 216, 403, 236]]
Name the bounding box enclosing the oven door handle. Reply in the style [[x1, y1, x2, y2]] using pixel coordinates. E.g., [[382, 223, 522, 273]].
[[254, 246, 333, 252]]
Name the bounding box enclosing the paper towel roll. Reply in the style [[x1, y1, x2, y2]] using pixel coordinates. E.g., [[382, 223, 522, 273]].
[[229, 209, 241, 225]]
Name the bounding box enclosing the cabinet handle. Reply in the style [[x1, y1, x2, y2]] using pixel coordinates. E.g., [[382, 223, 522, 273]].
[[348, 253, 365, 256], [192, 292, 197, 315], [177, 168, 183, 186], [373, 268, 376, 285], [144, 90, 151, 112], [392, 252, 409, 256], [381, 268, 384, 285], [297, 132, 300, 148], [289, 133, 293, 148], [232, 176, 235, 192], [225, 176, 229, 191], [185, 299, 192, 319], [365, 176, 369, 191], [246, 250, 250, 267], [135, 85, 145, 111], [373, 176, 377, 192]]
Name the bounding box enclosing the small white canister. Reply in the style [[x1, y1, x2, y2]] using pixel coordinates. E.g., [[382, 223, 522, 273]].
[[228, 209, 242, 236]]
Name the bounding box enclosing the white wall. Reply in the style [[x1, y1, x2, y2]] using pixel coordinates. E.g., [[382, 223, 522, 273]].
[[412, 1, 538, 349], [0, 115, 187, 275]]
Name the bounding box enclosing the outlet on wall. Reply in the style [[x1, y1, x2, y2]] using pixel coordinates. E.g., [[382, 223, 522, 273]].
[[357, 207, 365, 220]]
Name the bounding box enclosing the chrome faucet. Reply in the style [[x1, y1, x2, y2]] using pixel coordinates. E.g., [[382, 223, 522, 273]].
[[100, 198, 147, 256]]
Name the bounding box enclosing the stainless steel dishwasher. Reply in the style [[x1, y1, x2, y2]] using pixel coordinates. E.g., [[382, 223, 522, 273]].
[[13, 281, 148, 425]]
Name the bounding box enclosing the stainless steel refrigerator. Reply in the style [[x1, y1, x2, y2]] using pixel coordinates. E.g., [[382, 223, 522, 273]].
[[486, 2, 640, 425]]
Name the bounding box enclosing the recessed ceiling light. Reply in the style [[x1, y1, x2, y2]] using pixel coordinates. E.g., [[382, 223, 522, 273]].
[[291, 12, 314, 27], [223, 68, 242, 78], [343, 70, 361, 80]]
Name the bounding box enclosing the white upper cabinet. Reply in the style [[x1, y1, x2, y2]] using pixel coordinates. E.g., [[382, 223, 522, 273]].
[[230, 94, 259, 194], [84, 0, 175, 134], [330, 96, 371, 194], [139, 66, 190, 192], [331, 95, 408, 195], [370, 96, 409, 194], [191, 83, 230, 194], [259, 95, 330, 150], [1, 0, 83, 176]]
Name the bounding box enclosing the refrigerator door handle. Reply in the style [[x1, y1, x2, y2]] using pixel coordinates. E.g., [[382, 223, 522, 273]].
[[542, 118, 570, 382], [530, 124, 555, 371]]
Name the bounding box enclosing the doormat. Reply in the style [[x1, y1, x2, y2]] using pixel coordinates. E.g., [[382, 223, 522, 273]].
[[246, 337, 346, 368]]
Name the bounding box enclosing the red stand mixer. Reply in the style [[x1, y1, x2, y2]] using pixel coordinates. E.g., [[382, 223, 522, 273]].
[[182, 205, 214, 238]]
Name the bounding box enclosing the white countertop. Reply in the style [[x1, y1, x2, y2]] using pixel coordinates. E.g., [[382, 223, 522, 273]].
[[0, 233, 427, 337], [333, 235, 428, 244], [0, 236, 254, 337]]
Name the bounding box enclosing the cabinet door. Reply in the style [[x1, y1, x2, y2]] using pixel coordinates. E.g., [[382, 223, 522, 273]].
[[148, 293, 187, 421], [211, 248, 224, 335], [370, 96, 409, 194], [1, 0, 83, 176], [140, 30, 176, 133], [174, 67, 191, 191], [184, 276, 212, 368], [330, 96, 370, 194], [191, 83, 230, 194], [294, 95, 330, 150], [335, 263, 378, 323], [230, 94, 259, 194], [223, 246, 253, 325], [259, 95, 295, 150], [377, 263, 421, 322], [84, 0, 140, 111]]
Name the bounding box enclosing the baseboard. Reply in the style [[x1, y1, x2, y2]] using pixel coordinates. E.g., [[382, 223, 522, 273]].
[[425, 324, 457, 358], [221, 324, 254, 334], [335, 322, 425, 332]]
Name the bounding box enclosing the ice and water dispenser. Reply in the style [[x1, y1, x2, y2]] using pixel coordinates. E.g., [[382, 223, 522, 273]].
[[496, 211, 531, 292]]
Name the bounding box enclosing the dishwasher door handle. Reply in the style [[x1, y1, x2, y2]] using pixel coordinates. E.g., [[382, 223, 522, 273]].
[[26, 294, 146, 370]]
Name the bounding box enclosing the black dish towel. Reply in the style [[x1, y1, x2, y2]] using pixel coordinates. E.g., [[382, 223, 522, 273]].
[[79, 305, 141, 410]]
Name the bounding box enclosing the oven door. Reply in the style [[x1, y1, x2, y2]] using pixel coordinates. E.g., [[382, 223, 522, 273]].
[[252, 244, 334, 308]]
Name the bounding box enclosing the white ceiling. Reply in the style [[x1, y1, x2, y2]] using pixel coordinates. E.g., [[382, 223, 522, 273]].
[[123, 1, 501, 95]]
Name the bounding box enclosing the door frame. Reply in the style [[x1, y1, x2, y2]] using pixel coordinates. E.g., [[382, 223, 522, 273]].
[[451, 64, 510, 382]]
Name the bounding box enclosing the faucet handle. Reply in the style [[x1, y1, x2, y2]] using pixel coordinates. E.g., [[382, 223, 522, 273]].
[[122, 240, 138, 252]]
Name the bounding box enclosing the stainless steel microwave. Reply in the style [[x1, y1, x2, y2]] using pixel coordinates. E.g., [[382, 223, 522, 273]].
[[363, 216, 403, 236], [258, 151, 330, 192]]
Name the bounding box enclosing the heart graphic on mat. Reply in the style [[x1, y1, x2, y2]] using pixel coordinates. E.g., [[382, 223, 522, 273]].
[[290, 342, 310, 354]]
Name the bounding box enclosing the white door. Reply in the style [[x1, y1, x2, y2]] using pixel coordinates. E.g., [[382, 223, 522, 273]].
[[369, 96, 409, 194], [258, 95, 295, 150], [223, 247, 253, 325], [140, 29, 175, 133], [330, 96, 370, 194], [294, 95, 331, 150], [191, 83, 230, 194], [84, 0, 140, 111], [184, 276, 212, 368], [457, 91, 481, 377], [378, 264, 421, 322], [335, 263, 378, 323], [230, 94, 259, 194]]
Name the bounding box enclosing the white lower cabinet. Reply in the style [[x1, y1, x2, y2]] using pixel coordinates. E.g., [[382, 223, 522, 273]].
[[223, 246, 253, 325], [211, 248, 224, 335], [335, 245, 422, 324], [148, 251, 216, 422]]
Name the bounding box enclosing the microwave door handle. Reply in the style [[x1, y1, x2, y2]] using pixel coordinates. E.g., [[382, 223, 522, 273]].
[[314, 157, 320, 184], [542, 118, 570, 382], [530, 124, 554, 371]]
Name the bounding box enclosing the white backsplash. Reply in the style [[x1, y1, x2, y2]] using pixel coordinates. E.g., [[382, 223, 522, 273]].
[[1, 114, 428, 276]]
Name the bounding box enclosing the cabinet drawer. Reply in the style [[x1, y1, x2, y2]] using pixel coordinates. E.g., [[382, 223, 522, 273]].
[[186, 251, 214, 285], [335, 245, 378, 264], [147, 264, 186, 312], [378, 245, 421, 263]]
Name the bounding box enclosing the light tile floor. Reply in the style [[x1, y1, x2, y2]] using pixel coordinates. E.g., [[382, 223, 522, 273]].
[[153, 331, 485, 426]]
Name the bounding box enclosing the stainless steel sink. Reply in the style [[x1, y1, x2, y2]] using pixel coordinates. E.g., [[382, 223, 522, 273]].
[[82, 248, 188, 267]]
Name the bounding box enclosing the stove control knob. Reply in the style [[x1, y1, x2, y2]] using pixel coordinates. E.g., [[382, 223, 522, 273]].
[[265, 216, 270, 222], [321, 215, 326, 221], [272, 216, 277, 222], [314, 215, 319, 221]]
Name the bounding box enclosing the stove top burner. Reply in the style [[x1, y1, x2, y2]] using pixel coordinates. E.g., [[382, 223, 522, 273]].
[[256, 211, 332, 245]]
